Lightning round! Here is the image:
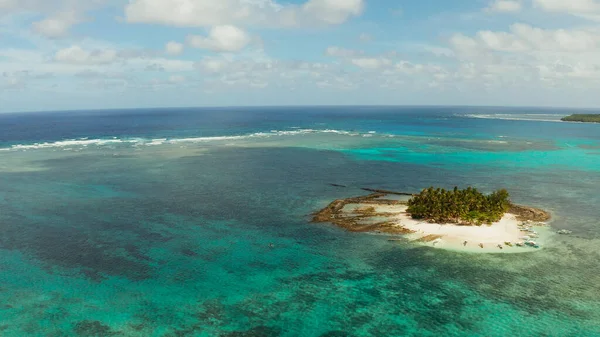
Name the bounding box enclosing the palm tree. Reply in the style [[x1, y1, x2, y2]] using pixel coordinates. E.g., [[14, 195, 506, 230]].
[[407, 186, 510, 225]]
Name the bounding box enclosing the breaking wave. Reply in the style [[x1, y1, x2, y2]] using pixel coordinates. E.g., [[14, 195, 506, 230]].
[[0, 129, 363, 152], [460, 113, 565, 123]]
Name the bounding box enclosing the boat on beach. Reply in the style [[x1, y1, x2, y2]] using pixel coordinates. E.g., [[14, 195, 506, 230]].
[[525, 240, 540, 248]]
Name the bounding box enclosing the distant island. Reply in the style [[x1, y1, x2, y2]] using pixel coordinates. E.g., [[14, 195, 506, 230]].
[[313, 186, 552, 253], [561, 114, 600, 123]]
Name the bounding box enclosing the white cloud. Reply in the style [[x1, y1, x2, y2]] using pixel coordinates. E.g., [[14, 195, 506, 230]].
[[196, 58, 229, 73], [0, 0, 55, 14], [422, 45, 455, 58], [447, 23, 600, 84], [75, 70, 128, 79], [326, 47, 413, 71], [124, 0, 364, 28], [187, 25, 252, 52], [4, 1, 103, 37], [358, 33, 372, 42], [533, 0, 600, 20], [0, 45, 197, 84], [350, 57, 392, 69], [0, 48, 45, 63], [6, 0, 600, 109], [55, 46, 118, 65], [193, 56, 353, 90], [316, 76, 357, 90], [533, 0, 600, 13], [514, 23, 600, 51], [168, 75, 186, 83], [394, 61, 425, 75], [165, 41, 184, 56], [477, 30, 529, 52], [449, 34, 481, 52], [485, 0, 522, 13], [450, 24, 600, 55], [325, 46, 363, 58], [31, 10, 83, 38], [301, 0, 364, 25], [131, 58, 195, 72], [1, 76, 24, 90], [0, 69, 53, 89]]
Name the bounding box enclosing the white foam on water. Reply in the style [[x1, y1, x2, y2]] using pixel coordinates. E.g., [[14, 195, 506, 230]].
[[1, 129, 364, 152], [7, 138, 133, 150], [147, 139, 167, 146], [460, 113, 565, 123]]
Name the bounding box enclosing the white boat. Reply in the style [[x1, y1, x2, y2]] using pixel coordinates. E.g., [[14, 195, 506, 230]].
[[525, 240, 540, 248], [557, 229, 573, 235]]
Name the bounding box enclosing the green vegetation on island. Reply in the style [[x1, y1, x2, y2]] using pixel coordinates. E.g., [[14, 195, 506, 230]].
[[561, 114, 600, 123], [407, 187, 510, 225]]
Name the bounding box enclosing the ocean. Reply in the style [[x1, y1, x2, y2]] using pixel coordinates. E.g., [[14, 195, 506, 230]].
[[0, 106, 599, 336]]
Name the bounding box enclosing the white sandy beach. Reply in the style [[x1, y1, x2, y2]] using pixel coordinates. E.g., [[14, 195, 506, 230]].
[[371, 205, 549, 253]]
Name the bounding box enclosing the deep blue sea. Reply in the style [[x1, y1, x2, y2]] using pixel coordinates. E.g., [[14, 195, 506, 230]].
[[1, 106, 600, 336]]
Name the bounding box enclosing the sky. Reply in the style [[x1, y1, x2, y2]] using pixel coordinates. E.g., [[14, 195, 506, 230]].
[[2, 0, 600, 112]]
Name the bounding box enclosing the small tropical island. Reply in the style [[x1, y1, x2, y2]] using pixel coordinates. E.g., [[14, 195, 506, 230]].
[[313, 186, 553, 253], [561, 114, 600, 123]]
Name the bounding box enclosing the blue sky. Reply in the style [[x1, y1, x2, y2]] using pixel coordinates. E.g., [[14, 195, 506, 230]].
[[2, 0, 600, 112]]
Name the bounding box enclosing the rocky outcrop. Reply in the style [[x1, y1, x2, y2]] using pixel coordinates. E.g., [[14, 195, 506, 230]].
[[508, 204, 551, 222], [312, 193, 414, 234], [329, 183, 347, 188], [312, 193, 412, 234], [360, 188, 414, 196]]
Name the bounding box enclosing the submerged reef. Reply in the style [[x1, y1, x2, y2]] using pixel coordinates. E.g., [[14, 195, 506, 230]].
[[312, 193, 415, 234]]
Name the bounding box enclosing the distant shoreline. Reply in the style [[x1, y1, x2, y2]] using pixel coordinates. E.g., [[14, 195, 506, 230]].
[[561, 114, 600, 123]]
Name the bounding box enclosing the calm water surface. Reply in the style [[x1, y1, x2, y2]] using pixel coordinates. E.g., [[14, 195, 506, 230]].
[[0, 106, 599, 336]]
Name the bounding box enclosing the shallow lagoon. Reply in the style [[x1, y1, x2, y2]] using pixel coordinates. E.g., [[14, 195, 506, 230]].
[[1, 107, 600, 336]]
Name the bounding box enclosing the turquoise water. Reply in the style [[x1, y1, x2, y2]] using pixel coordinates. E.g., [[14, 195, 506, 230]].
[[1, 107, 600, 336]]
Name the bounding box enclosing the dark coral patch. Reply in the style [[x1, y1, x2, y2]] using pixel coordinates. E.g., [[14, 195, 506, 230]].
[[221, 326, 281, 337], [73, 320, 115, 336]]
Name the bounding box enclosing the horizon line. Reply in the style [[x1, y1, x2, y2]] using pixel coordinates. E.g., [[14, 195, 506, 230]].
[[2, 104, 600, 115]]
